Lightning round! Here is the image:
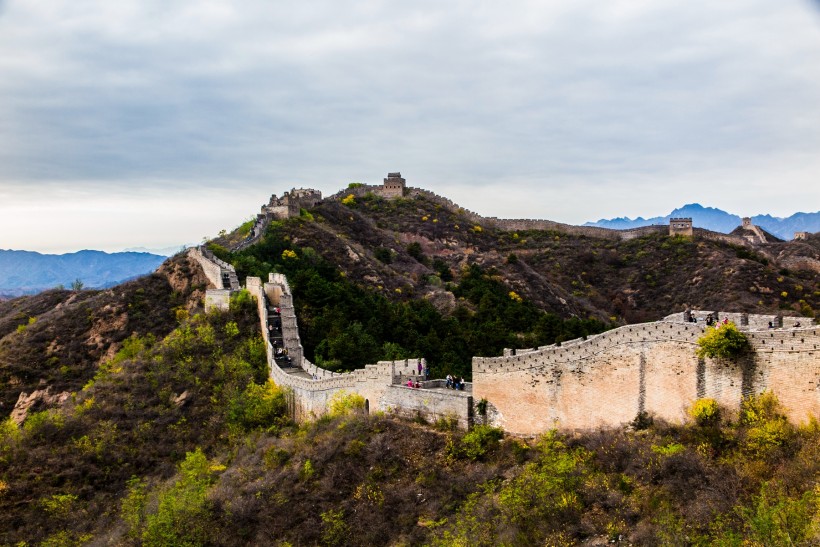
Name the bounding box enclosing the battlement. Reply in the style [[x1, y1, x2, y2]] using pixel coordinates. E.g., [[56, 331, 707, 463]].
[[263, 188, 323, 220], [669, 217, 693, 237], [380, 172, 406, 199]]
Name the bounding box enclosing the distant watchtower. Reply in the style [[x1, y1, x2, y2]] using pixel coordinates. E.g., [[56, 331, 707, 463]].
[[742, 217, 752, 229], [381, 172, 406, 199], [794, 231, 809, 241], [669, 217, 693, 237]]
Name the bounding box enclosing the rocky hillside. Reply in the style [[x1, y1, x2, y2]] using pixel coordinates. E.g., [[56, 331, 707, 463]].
[[0, 253, 207, 417], [0, 191, 817, 545], [216, 190, 820, 325]]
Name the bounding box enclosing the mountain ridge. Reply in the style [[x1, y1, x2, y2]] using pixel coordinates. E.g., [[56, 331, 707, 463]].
[[585, 203, 819, 239], [0, 249, 166, 295]]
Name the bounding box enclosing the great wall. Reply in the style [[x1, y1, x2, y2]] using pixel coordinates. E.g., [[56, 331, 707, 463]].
[[189, 175, 819, 435]]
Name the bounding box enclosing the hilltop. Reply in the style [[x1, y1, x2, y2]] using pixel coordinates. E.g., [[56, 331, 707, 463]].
[[215, 184, 819, 324]]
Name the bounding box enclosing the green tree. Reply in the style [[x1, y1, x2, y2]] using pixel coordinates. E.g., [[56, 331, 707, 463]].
[[696, 322, 751, 359]]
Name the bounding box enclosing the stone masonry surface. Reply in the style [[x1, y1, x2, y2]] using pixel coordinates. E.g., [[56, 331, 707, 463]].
[[473, 315, 818, 435]]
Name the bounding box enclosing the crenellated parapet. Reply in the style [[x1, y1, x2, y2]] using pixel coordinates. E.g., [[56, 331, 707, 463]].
[[473, 318, 819, 435]]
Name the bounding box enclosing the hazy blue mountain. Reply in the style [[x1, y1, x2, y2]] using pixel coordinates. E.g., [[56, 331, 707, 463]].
[[585, 204, 820, 240], [0, 249, 166, 295], [124, 244, 193, 256]]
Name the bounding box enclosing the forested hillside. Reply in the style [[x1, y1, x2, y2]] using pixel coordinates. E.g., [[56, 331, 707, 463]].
[[207, 190, 818, 378]]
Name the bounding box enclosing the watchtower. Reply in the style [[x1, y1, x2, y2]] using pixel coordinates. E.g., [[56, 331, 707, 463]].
[[794, 232, 809, 241], [669, 218, 693, 237], [742, 217, 752, 229], [381, 172, 406, 199]]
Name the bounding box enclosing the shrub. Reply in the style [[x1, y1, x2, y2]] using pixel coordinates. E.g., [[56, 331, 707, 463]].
[[263, 447, 291, 469], [741, 391, 784, 426], [696, 322, 751, 359], [228, 380, 288, 432], [141, 448, 218, 545], [374, 247, 393, 264], [237, 218, 255, 236], [40, 493, 78, 517], [341, 194, 355, 206], [328, 391, 366, 418], [229, 289, 256, 313], [299, 459, 315, 481], [406, 242, 425, 263], [449, 425, 504, 461], [740, 392, 796, 457], [652, 443, 685, 456], [120, 477, 148, 539], [689, 398, 721, 426], [224, 321, 240, 337], [738, 482, 819, 545], [320, 508, 349, 546]]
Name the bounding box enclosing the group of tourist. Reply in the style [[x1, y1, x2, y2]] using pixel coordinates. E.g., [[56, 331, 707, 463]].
[[703, 314, 729, 327], [446, 374, 465, 390], [268, 307, 291, 365]]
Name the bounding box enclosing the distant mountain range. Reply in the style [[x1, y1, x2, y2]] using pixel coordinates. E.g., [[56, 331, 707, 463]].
[[123, 244, 193, 257], [585, 204, 820, 240], [0, 250, 166, 296]]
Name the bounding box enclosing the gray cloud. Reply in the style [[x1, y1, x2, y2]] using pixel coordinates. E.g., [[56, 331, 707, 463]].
[[0, 0, 818, 252]]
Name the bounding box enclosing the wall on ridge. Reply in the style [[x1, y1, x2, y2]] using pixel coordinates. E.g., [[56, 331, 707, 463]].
[[188, 247, 223, 289], [249, 265, 818, 434], [246, 274, 472, 425], [380, 386, 473, 429], [474, 322, 820, 435]]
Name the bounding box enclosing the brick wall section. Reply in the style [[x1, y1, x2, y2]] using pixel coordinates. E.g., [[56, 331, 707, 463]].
[[246, 273, 471, 424], [190, 247, 241, 310], [473, 321, 819, 435], [188, 247, 224, 289], [380, 386, 473, 429]]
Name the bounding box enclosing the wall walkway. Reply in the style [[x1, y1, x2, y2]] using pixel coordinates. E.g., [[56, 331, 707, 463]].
[[193, 242, 818, 434], [246, 273, 473, 427]]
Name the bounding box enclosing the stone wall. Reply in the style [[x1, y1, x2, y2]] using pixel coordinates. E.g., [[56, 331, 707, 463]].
[[188, 247, 223, 290], [473, 321, 820, 435], [246, 272, 471, 424], [189, 246, 241, 310], [380, 386, 473, 429], [669, 218, 693, 237], [662, 310, 814, 330], [243, 265, 819, 434]]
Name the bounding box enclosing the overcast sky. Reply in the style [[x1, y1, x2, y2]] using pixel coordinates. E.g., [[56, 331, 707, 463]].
[[1, 1, 819, 254]]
